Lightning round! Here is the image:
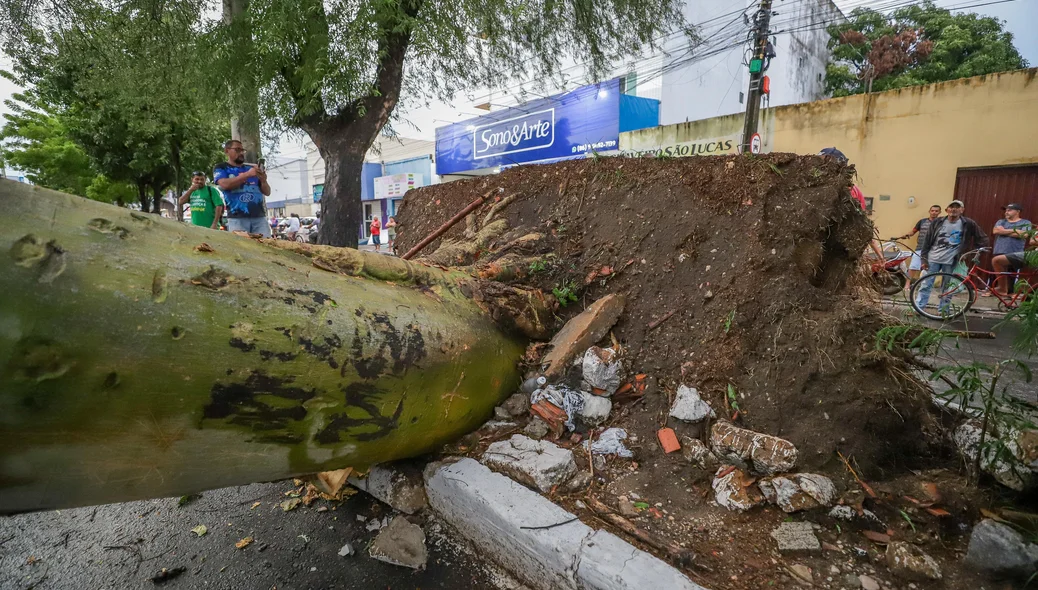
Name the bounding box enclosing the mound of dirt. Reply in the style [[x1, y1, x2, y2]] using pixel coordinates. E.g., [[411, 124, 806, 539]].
[[395, 153, 937, 477]]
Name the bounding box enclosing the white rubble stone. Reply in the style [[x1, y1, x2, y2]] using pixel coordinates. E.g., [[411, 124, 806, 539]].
[[954, 421, 1033, 491], [523, 417, 551, 440], [482, 434, 578, 493], [581, 346, 623, 396], [828, 505, 855, 520], [770, 521, 821, 553], [368, 516, 428, 570], [710, 421, 798, 475], [669, 385, 715, 423], [759, 473, 837, 513], [681, 437, 719, 470], [712, 467, 763, 512], [886, 541, 941, 581], [348, 463, 428, 515], [579, 391, 613, 427]]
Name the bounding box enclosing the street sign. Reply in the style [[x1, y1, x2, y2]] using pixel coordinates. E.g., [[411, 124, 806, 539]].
[[749, 133, 762, 154]]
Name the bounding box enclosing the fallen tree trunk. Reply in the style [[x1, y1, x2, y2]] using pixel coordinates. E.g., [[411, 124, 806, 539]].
[[0, 181, 526, 513]]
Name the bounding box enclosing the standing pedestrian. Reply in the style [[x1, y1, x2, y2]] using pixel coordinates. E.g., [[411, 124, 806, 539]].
[[915, 200, 989, 314], [898, 205, 943, 281], [370, 216, 382, 252], [818, 147, 885, 261], [385, 216, 398, 250], [285, 213, 301, 241], [214, 140, 271, 237], [989, 203, 1032, 295], [178, 171, 225, 230]]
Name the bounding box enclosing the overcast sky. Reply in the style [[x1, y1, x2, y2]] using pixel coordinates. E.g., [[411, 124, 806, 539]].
[[1, 0, 1035, 165]]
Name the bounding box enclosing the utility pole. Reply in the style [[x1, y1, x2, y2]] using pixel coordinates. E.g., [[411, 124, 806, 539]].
[[222, 0, 263, 164], [740, 0, 774, 152]]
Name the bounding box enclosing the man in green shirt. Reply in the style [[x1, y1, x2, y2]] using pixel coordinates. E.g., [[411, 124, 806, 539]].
[[178, 171, 225, 229]]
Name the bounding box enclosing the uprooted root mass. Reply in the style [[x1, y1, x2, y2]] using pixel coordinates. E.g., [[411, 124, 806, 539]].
[[396, 153, 938, 476]]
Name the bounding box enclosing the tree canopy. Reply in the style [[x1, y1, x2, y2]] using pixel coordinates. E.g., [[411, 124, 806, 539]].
[[1, 0, 228, 211], [825, 0, 1026, 97], [1, 89, 96, 196], [212, 0, 691, 246]]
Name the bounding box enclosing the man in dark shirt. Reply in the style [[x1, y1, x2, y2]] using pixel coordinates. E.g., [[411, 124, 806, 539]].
[[915, 200, 988, 313], [898, 205, 942, 281], [214, 140, 271, 236]]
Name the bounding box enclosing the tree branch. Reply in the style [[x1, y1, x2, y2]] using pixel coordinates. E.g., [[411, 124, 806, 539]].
[[332, 0, 423, 139]]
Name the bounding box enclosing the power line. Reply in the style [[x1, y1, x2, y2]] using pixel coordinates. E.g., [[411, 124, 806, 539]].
[[457, 4, 760, 117]]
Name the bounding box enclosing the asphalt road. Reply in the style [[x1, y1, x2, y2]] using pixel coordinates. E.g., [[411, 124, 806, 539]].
[[885, 300, 1038, 404], [0, 482, 522, 590]]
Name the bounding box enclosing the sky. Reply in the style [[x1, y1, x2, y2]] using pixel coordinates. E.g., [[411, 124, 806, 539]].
[[1, 0, 1036, 166]]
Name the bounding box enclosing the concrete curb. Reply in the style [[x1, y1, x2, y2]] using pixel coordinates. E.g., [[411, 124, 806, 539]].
[[424, 458, 707, 590]]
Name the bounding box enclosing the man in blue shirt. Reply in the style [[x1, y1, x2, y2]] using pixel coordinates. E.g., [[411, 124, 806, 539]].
[[214, 139, 271, 236]]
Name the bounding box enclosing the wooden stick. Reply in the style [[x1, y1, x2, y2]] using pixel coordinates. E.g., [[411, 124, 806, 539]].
[[585, 497, 704, 570], [401, 190, 494, 260], [647, 309, 678, 331]]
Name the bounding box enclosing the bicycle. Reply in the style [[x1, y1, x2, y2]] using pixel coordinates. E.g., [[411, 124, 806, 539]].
[[908, 247, 1037, 321], [865, 239, 916, 295]]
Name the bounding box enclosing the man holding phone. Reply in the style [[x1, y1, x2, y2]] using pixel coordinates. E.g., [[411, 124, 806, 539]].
[[178, 171, 225, 230], [214, 139, 271, 236]]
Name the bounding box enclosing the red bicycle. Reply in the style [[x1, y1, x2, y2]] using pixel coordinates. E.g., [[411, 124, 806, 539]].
[[909, 247, 1037, 321]]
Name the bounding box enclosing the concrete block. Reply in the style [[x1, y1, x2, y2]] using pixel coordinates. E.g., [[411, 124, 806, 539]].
[[770, 521, 821, 553], [425, 459, 706, 590], [482, 434, 578, 492], [577, 530, 707, 590], [348, 462, 428, 515], [426, 458, 591, 590]]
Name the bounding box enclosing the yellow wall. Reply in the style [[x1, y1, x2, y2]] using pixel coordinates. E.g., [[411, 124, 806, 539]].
[[621, 68, 1038, 244]]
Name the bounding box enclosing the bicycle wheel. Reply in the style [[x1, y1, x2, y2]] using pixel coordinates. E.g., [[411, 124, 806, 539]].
[[909, 272, 975, 321]]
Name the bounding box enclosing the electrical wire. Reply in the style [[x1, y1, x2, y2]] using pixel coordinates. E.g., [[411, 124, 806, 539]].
[[457, 3, 761, 117]]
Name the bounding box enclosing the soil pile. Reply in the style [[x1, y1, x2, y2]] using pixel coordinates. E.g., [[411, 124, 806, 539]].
[[395, 154, 937, 477]]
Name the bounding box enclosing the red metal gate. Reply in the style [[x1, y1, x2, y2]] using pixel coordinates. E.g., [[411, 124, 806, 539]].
[[953, 165, 1038, 269]]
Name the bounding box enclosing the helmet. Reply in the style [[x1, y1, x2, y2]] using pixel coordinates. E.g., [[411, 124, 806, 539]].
[[819, 147, 848, 164]]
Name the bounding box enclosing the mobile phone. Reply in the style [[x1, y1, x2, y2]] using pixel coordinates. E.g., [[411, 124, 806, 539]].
[[258, 158, 266, 172]]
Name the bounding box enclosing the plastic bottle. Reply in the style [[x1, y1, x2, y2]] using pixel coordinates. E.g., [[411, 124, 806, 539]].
[[520, 375, 547, 394]]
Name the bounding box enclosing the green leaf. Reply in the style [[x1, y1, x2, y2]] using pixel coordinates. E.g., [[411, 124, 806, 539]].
[[281, 498, 302, 511], [190, 525, 208, 537]]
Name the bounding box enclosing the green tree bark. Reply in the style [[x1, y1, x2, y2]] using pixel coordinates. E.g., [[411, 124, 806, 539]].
[[0, 181, 525, 513]]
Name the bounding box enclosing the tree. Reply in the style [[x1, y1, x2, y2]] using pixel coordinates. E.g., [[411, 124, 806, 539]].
[[0, 90, 97, 197], [0, 180, 538, 512], [825, 0, 1026, 97], [1, 0, 229, 213], [209, 0, 689, 246]]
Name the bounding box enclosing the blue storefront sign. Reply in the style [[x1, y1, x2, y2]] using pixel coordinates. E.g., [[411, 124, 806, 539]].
[[436, 79, 657, 175]]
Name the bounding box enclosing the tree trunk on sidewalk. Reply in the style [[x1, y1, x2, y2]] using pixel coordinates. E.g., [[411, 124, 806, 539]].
[[137, 180, 150, 213], [309, 126, 371, 249], [151, 184, 163, 216], [0, 182, 526, 513]]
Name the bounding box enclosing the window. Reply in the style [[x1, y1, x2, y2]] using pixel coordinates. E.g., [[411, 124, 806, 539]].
[[739, 92, 745, 104], [619, 71, 638, 96], [864, 197, 874, 213]]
